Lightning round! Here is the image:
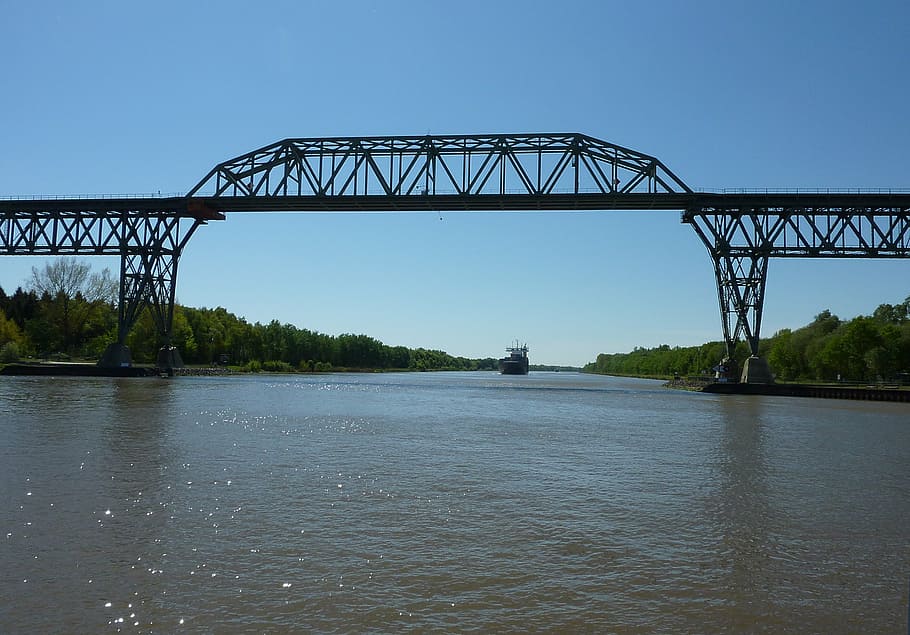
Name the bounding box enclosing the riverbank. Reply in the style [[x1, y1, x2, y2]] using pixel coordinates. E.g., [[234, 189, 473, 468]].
[[0, 362, 245, 377], [0, 362, 471, 378], [701, 381, 910, 402], [0, 362, 157, 377], [664, 377, 910, 402]]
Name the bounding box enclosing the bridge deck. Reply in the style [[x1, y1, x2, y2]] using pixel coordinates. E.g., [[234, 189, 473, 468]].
[[2, 192, 909, 215]]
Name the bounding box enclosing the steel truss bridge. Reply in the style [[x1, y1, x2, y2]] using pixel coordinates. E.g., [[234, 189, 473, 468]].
[[2, 133, 909, 378]]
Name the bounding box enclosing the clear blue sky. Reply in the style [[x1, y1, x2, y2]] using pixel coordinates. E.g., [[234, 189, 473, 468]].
[[2, 1, 908, 366]]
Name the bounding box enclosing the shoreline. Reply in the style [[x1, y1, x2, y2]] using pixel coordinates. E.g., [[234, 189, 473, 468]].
[[0, 362, 482, 378], [665, 377, 910, 403], [4, 363, 908, 403]]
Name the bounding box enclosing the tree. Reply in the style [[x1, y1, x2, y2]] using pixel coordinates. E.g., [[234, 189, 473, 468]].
[[840, 317, 884, 381], [171, 306, 198, 361], [0, 287, 40, 329], [262, 320, 289, 362], [0, 341, 20, 363], [125, 309, 158, 363], [387, 345, 411, 369], [768, 329, 800, 380], [29, 259, 118, 355], [0, 309, 25, 349], [808, 310, 841, 336], [872, 298, 910, 325]]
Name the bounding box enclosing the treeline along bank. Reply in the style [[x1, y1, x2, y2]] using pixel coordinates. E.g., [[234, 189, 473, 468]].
[[4, 260, 908, 380], [585, 299, 910, 384], [0, 260, 498, 372]]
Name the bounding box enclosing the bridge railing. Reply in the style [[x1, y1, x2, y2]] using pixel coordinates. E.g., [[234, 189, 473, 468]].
[[0, 192, 187, 201], [6, 188, 909, 202], [694, 187, 910, 195]]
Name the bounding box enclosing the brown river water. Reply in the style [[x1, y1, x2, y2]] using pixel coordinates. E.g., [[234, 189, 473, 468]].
[[1, 372, 908, 633]]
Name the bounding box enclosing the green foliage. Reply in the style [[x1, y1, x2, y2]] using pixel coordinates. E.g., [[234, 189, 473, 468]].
[[0, 287, 40, 329], [243, 360, 263, 373], [24, 260, 117, 356], [173, 305, 488, 372], [584, 340, 746, 378], [171, 307, 197, 360], [0, 309, 25, 349], [409, 348, 473, 371], [1, 259, 494, 371], [18, 259, 905, 380], [586, 298, 910, 383], [261, 360, 294, 373], [125, 310, 159, 363], [0, 341, 20, 363]]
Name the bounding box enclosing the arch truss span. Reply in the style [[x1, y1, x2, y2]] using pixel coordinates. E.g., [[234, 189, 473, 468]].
[[683, 194, 910, 361], [188, 133, 691, 209]]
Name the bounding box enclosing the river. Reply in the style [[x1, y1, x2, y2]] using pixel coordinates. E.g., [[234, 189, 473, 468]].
[[1, 372, 907, 633]]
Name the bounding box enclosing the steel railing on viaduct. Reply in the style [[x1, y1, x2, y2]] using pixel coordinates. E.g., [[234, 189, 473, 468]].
[[2, 133, 909, 379]]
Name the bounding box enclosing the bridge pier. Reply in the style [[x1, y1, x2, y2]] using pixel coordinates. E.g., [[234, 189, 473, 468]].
[[98, 342, 133, 368], [709, 253, 774, 384], [685, 211, 776, 384], [156, 346, 183, 375], [95, 213, 203, 370], [741, 356, 774, 384]]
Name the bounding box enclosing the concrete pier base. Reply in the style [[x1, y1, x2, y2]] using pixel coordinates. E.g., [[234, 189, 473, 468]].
[[98, 343, 132, 368], [741, 356, 775, 384], [156, 346, 184, 374]]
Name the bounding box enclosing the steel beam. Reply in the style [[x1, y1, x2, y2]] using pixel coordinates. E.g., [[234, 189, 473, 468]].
[[3, 134, 909, 381], [684, 203, 910, 378], [682, 204, 910, 258], [0, 202, 216, 368], [188, 133, 692, 199]]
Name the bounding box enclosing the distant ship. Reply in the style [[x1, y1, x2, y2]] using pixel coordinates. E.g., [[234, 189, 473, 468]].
[[499, 341, 529, 375]]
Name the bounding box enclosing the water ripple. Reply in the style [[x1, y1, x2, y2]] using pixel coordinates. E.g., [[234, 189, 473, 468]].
[[0, 373, 907, 632]]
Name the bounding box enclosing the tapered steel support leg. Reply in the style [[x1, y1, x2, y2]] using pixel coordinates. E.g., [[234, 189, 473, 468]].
[[99, 214, 203, 370], [710, 253, 775, 383], [684, 209, 775, 384], [99, 249, 183, 369], [711, 253, 768, 359]]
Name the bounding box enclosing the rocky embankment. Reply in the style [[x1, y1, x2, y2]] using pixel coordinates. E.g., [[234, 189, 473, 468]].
[[664, 377, 713, 392], [172, 366, 237, 376]]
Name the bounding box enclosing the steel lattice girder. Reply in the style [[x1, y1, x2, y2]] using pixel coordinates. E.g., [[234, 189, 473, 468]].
[[0, 205, 207, 348], [2, 141, 910, 368], [188, 133, 692, 199], [0, 202, 210, 255], [684, 203, 910, 360], [682, 206, 910, 257]]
